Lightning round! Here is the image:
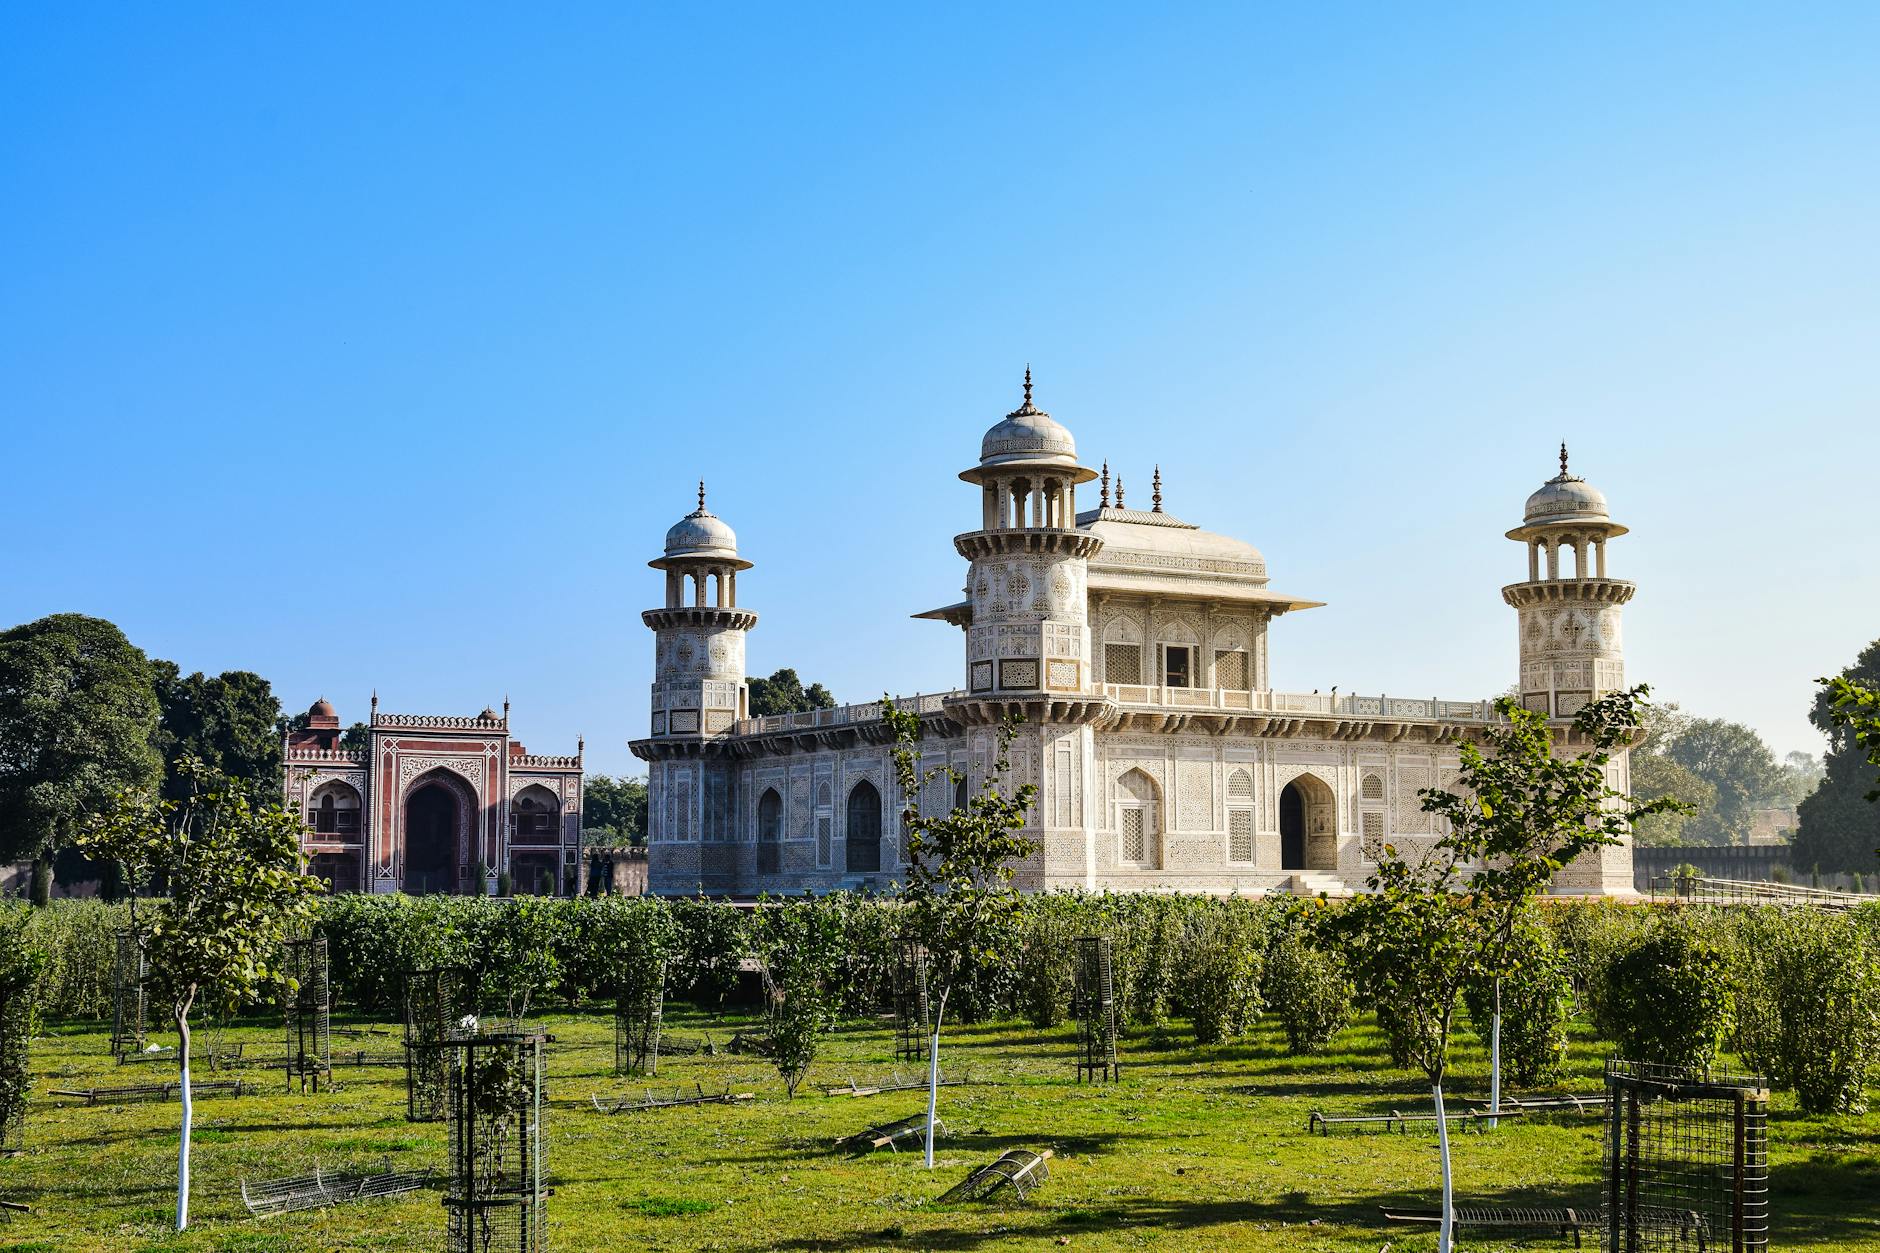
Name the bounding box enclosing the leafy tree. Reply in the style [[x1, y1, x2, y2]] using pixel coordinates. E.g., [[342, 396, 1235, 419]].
[[1795, 642, 1880, 872], [1732, 907, 1880, 1113], [1181, 902, 1265, 1046], [747, 668, 838, 718], [151, 662, 285, 800], [1594, 914, 1735, 1070], [1265, 902, 1354, 1053], [1325, 688, 1678, 1253], [1629, 752, 1716, 846], [583, 774, 649, 844], [1462, 907, 1571, 1086], [76, 759, 323, 1231], [0, 614, 162, 904], [885, 698, 1037, 1168], [1663, 716, 1787, 844], [339, 721, 369, 751], [752, 897, 845, 1096], [1778, 751, 1825, 807]]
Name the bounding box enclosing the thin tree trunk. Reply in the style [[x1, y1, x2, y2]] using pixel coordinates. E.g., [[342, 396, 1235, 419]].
[[1433, 1082, 1453, 1253], [28, 854, 51, 908], [923, 990, 948, 1169], [175, 1003, 193, 1231], [1489, 977, 1502, 1131]]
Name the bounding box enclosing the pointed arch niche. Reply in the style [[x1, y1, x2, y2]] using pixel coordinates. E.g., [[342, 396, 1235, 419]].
[[1115, 768, 1162, 870]]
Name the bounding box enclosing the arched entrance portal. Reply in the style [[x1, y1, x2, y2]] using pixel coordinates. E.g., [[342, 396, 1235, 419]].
[[1279, 774, 1338, 872], [1280, 782, 1307, 869], [845, 781, 882, 873], [405, 782, 459, 894]]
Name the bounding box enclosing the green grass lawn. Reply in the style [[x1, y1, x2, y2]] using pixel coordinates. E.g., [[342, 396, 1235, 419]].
[[3, 1007, 1876, 1251]]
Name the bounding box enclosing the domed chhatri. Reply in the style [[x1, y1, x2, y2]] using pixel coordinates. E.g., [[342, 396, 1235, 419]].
[[967, 367, 1098, 484], [658, 481, 749, 567], [308, 696, 337, 720], [1514, 443, 1628, 536]]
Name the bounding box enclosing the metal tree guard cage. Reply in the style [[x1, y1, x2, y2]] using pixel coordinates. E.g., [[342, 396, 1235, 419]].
[[1603, 1060, 1770, 1253], [110, 928, 147, 1058], [283, 938, 331, 1094], [0, 979, 28, 1154], [1074, 936, 1120, 1083], [442, 1031, 546, 1253], [614, 958, 666, 1078], [893, 943, 930, 1063], [404, 966, 469, 1122]]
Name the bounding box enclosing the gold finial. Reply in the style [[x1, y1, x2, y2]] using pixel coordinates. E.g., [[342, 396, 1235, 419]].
[[1152, 465, 1163, 513], [1115, 475, 1125, 508], [1100, 460, 1110, 508], [1559, 442, 1569, 478], [697, 480, 707, 511], [1023, 364, 1032, 406]]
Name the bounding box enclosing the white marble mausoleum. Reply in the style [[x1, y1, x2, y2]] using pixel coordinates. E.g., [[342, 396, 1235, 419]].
[[631, 375, 1637, 898]]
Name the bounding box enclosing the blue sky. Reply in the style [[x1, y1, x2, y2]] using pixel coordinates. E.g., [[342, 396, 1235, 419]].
[[3, 4, 1875, 777]]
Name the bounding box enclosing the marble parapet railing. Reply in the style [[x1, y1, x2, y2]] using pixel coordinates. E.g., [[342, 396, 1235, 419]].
[[1101, 685, 1498, 722], [514, 754, 582, 769], [372, 713, 506, 730], [286, 748, 368, 763], [733, 687, 1496, 737], [734, 691, 961, 737]]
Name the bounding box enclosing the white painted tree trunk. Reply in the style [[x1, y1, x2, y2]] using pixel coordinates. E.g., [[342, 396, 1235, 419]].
[[1489, 977, 1502, 1131], [175, 1013, 192, 1231], [1433, 1082, 1453, 1253], [923, 1027, 941, 1168]]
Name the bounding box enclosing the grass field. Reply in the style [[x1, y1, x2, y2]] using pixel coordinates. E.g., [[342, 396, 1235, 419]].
[[2, 1005, 1876, 1251]]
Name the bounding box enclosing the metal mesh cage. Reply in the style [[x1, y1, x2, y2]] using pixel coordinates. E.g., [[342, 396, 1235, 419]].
[[404, 966, 469, 1122], [283, 938, 331, 1094], [443, 1031, 546, 1253], [1603, 1060, 1770, 1253], [1074, 936, 1120, 1083], [893, 943, 930, 1063], [110, 928, 147, 1058], [614, 958, 666, 1077]]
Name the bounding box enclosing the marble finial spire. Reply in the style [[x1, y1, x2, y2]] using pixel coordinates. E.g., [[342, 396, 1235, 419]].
[[1023, 364, 1032, 406], [697, 480, 707, 511], [1152, 465, 1163, 513], [1115, 475, 1125, 509], [1100, 460, 1110, 508], [1559, 442, 1570, 478]]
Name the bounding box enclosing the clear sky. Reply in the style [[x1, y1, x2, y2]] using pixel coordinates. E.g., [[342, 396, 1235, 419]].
[[3, 5, 1875, 778]]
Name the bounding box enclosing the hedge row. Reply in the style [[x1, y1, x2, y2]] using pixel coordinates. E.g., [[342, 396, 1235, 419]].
[[12, 893, 1880, 1113]]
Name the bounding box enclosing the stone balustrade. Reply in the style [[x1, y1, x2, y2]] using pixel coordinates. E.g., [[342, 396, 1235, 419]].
[[514, 754, 581, 769], [287, 748, 368, 763], [732, 686, 1496, 738], [371, 713, 505, 730]]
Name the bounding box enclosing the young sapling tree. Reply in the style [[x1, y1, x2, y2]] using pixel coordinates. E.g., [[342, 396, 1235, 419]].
[[78, 758, 323, 1231], [884, 699, 1037, 1169], [1325, 687, 1683, 1253]]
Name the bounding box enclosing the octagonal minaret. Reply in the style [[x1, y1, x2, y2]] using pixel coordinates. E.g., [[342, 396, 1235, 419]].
[[952, 370, 1104, 710], [644, 484, 757, 741], [1502, 445, 1635, 721]]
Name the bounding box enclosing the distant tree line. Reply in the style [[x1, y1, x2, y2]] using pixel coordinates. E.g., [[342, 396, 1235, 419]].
[[0, 614, 294, 903]]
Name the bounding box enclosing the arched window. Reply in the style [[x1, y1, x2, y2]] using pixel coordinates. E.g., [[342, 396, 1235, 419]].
[[815, 782, 833, 868], [510, 785, 560, 841], [306, 780, 361, 837], [845, 780, 882, 873], [954, 776, 969, 814], [1116, 769, 1160, 869], [757, 788, 783, 874], [1226, 768, 1255, 864], [1360, 772, 1384, 801]]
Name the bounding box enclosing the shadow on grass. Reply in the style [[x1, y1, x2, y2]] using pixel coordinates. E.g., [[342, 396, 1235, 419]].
[[740, 1163, 1880, 1252]]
